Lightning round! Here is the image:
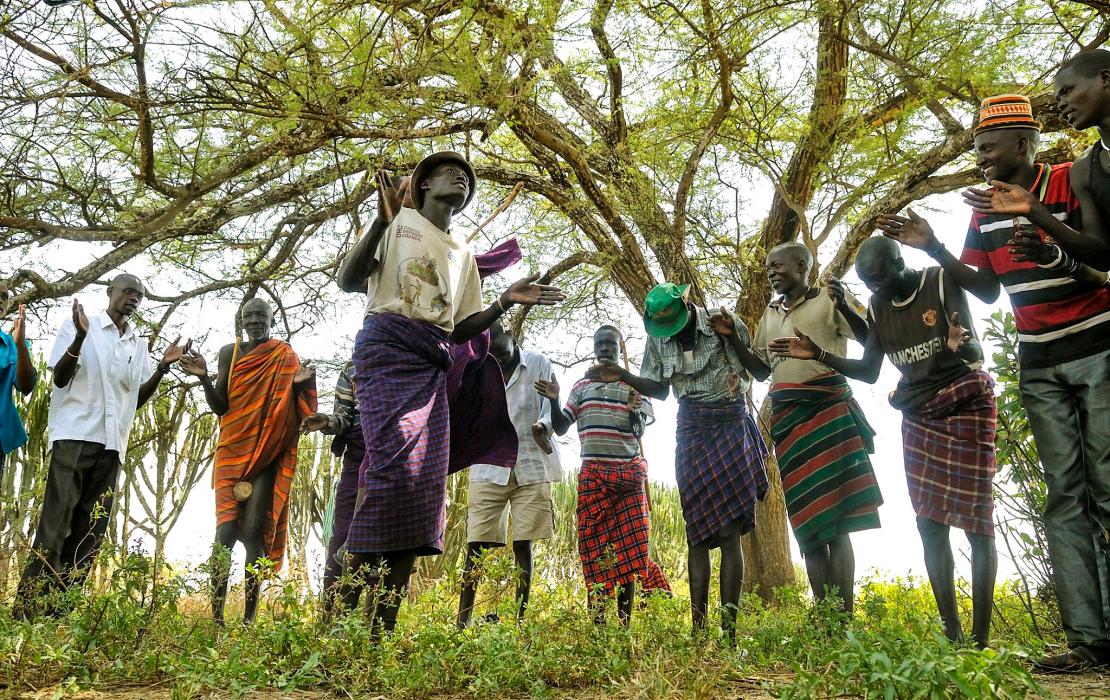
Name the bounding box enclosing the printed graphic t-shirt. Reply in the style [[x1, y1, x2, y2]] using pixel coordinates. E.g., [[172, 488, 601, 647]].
[[365, 207, 483, 333]]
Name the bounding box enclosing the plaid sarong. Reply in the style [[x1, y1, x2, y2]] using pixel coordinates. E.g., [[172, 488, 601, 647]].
[[675, 400, 769, 547], [577, 456, 651, 593], [640, 557, 672, 596], [901, 369, 997, 537], [347, 313, 453, 555], [770, 373, 883, 551], [324, 424, 365, 568]]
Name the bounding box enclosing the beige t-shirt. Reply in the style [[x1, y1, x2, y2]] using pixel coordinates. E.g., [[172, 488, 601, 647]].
[[365, 207, 483, 333], [753, 288, 863, 385]]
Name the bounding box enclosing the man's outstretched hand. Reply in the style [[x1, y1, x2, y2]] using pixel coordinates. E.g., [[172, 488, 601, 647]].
[[962, 181, 1038, 217], [768, 328, 819, 360], [503, 274, 566, 307], [585, 359, 623, 383], [875, 209, 938, 251]]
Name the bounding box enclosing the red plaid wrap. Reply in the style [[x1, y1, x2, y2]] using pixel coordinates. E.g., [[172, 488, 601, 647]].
[[901, 369, 997, 537], [577, 456, 651, 593]]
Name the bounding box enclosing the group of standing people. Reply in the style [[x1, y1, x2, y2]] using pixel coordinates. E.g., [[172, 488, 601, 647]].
[[3, 49, 1110, 672]]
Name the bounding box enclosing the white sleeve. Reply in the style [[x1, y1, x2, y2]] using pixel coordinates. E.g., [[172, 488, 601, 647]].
[[48, 318, 77, 370]]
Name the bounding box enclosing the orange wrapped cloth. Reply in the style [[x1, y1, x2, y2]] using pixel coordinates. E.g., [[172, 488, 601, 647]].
[[213, 339, 317, 570]]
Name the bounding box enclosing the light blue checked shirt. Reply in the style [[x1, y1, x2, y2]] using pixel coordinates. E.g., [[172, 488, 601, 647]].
[[640, 306, 751, 404]]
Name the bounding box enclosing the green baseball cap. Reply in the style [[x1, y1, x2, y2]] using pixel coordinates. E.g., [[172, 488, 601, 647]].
[[643, 282, 691, 338]]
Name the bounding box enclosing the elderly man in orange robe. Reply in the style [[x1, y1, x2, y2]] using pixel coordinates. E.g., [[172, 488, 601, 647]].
[[181, 297, 316, 624]]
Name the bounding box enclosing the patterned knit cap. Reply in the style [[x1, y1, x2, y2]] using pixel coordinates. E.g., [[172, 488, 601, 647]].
[[974, 94, 1042, 135]]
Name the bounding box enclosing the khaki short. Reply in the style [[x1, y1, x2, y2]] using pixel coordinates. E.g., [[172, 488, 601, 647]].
[[466, 472, 555, 545]]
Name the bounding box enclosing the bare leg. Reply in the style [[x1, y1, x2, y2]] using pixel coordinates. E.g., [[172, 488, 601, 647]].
[[351, 552, 418, 639], [240, 466, 277, 625], [511, 540, 534, 622], [967, 531, 997, 648], [688, 543, 711, 634], [827, 534, 856, 614], [616, 581, 634, 626], [457, 542, 492, 628], [802, 542, 832, 602], [917, 516, 963, 642], [718, 529, 744, 643], [210, 522, 239, 625]]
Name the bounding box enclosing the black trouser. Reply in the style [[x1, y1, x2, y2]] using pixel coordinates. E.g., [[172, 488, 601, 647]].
[[15, 440, 120, 618]]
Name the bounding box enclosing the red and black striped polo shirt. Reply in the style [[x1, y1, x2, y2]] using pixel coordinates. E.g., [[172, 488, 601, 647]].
[[961, 162, 1110, 369]]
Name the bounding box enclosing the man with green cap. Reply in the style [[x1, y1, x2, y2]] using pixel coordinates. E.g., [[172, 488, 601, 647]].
[[586, 282, 768, 640], [334, 152, 564, 636]]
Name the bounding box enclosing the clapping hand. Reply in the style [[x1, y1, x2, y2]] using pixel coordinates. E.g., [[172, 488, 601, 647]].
[[708, 306, 737, 337], [768, 328, 819, 360], [535, 373, 560, 400], [178, 349, 208, 377], [946, 311, 972, 353], [159, 337, 190, 368], [827, 276, 848, 307], [72, 299, 89, 337], [301, 413, 330, 434], [875, 210, 937, 251], [1007, 227, 1055, 265], [294, 361, 316, 385], [504, 274, 566, 307], [628, 390, 643, 412], [12, 304, 26, 346], [962, 181, 1037, 216], [531, 422, 554, 454], [377, 170, 410, 223]]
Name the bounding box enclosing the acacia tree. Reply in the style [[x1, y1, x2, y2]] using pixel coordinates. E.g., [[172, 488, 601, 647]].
[[2, 0, 1107, 596]]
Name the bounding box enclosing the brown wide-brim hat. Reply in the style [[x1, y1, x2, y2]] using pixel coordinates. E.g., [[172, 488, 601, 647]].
[[410, 151, 477, 212]]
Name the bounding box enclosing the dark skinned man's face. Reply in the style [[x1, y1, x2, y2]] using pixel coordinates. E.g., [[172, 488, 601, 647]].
[[766, 250, 807, 296], [856, 257, 902, 302], [0, 283, 9, 318], [973, 129, 1032, 185], [593, 330, 620, 363], [1055, 66, 1110, 132], [240, 301, 274, 342], [421, 162, 470, 209], [107, 278, 145, 317], [489, 332, 516, 370]]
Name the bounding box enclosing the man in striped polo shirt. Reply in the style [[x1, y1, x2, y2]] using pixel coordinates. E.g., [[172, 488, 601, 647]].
[[879, 94, 1110, 671], [537, 325, 664, 624]]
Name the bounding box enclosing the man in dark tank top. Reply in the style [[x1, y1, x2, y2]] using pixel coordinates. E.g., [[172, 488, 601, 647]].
[[771, 237, 998, 650], [889, 92, 1110, 671]]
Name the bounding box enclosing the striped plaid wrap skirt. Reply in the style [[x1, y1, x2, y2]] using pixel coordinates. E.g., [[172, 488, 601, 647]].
[[901, 369, 997, 537], [769, 372, 883, 551], [347, 313, 453, 555], [577, 456, 651, 593], [675, 400, 769, 547]]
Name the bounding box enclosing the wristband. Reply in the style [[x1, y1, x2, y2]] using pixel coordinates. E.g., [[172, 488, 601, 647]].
[[817, 348, 828, 364], [65, 348, 80, 359], [924, 240, 946, 258], [496, 296, 508, 313], [156, 361, 171, 374], [1037, 244, 1064, 270]]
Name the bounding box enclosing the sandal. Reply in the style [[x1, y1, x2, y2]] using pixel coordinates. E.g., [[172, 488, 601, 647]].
[[1034, 645, 1104, 674]]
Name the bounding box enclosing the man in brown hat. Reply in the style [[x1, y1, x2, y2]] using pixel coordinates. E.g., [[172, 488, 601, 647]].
[[959, 53, 1110, 271], [880, 94, 1110, 670], [334, 152, 564, 635]]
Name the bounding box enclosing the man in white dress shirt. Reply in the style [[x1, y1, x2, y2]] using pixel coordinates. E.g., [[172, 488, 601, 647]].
[[14, 274, 187, 618], [457, 324, 561, 627]]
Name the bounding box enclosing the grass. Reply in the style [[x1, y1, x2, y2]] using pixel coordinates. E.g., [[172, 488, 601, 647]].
[[0, 545, 1054, 700]]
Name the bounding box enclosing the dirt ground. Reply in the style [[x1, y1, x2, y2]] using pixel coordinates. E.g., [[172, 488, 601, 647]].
[[3, 671, 1109, 699]]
